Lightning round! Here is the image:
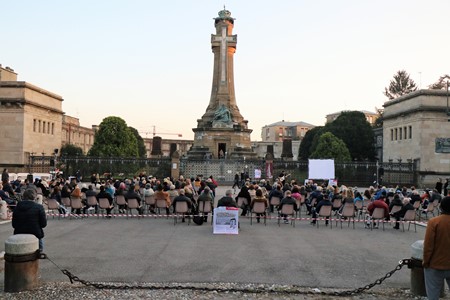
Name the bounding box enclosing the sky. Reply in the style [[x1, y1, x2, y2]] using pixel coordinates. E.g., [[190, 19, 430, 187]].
[[2, 1, 450, 141]]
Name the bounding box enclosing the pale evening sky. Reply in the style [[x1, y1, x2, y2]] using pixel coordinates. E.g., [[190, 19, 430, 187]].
[[2, 1, 450, 141]]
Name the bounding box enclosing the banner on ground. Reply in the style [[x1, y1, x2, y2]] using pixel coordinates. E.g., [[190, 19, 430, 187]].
[[213, 207, 239, 235]]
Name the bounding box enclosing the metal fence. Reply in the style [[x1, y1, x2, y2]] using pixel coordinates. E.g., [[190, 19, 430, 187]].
[[26, 156, 416, 187]]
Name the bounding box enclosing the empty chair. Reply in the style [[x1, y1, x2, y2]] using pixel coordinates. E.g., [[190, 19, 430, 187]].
[[98, 198, 113, 218], [316, 205, 332, 228], [401, 209, 417, 232], [126, 198, 141, 219], [337, 203, 355, 229], [250, 201, 267, 225], [46, 199, 61, 219], [174, 201, 190, 225], [370, 207, 386, 231], [278, 203, 295, 227]]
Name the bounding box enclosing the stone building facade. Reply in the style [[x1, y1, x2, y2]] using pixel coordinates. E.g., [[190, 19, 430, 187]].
[[261, 121, 315, 142], [61, 115, 95, 154], [0, 65, 63, 169], [382, 89, 450, 187]]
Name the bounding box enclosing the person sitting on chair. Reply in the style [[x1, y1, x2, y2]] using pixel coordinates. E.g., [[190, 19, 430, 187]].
[[124, 184, 143, 215], [278, 190, 298, 224], [172, 189, 192, 223], [96, 185, 114, 218], [217, 190, 237, 208], [311, 192, 331, 225], [250, 189, 268, 223]]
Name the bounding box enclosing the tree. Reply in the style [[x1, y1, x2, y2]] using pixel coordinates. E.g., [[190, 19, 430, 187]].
[[428, 74, 450, 90], [384, 70, 417, 100], [310, 132, 351, 162], [128, 127, 147, 158], [60, 144, 84, 157], [325, 111, 375, 160], [298, 126, 323, 160], [88, 116, 138, 157]]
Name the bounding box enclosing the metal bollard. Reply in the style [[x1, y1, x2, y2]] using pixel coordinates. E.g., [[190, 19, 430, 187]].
[[409, 240, 445, 298], [4, 234, 40, 292]]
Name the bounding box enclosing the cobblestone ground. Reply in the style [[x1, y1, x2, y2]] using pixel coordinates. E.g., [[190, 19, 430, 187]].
[[0, 282, 443, 300]]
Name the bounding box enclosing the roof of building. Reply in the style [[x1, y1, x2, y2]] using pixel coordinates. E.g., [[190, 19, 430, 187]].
[[326, 110, 376, 117], [263, 121, 316, 128]]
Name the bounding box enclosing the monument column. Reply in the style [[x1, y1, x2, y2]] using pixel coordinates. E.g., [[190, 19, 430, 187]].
[[188, 8, 255, 159]]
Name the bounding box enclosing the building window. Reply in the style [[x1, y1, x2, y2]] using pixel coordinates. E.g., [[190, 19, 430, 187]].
[[409, 126, 412, 139], [403, 126, 407, 139], [390, 129, 393, 141], [51, 123, 54, 135], [33, 119, 36, 132], [399, 127, 402, 140], [395, 128, 398, 140]]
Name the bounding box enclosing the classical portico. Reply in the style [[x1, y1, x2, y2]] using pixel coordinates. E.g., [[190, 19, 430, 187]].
[[188, 8, 255, 159]]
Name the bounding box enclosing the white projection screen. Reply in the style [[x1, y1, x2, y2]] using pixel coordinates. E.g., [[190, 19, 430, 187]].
[[308, 159, 335, 179]]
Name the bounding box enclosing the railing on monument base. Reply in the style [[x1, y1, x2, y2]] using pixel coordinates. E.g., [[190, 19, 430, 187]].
[[59, 156, 171, 180]]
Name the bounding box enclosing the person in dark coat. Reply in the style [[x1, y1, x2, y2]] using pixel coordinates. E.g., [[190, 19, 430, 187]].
[[124, 184, 143, 215], [172, 189, 192, 222], [278, 190, 298, 224], [235, 185, 251, 216], [12, 189, 47, 251], [96, 185, 113, 218], [391, 198, 414, 230], [217, 190, 237, 208], [311, 192, 332, 225]]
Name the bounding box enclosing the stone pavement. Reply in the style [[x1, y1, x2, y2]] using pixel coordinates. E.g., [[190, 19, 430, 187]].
[[0, 186, 445, 299]]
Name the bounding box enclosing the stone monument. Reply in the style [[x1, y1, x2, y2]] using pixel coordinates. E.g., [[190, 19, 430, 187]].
[[188, 8, 255, 159]]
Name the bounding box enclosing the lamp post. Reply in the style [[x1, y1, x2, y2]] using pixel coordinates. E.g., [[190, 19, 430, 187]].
[[447, 80, 449, 117]]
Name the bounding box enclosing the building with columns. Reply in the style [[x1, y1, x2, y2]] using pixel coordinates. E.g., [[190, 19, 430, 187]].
[[382, 89, 450, 186], [61, 115, 95, 154], [0, 65, 63, 169]]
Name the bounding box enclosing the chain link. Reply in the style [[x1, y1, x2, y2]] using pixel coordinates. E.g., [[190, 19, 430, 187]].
[[45, 255, 411, 296]]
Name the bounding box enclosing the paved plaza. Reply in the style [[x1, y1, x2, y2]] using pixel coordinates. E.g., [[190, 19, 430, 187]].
[[0, 187, 440, 299]]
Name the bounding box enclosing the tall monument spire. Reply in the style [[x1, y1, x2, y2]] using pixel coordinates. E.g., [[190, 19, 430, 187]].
[[201, 8, 245, 126], [189, 8, 255, 159]]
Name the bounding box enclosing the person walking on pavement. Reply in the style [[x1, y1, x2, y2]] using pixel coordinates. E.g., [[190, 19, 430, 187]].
[[423, 196, 450, 300]]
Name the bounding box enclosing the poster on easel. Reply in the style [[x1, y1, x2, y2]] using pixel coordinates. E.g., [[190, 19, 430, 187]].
[[213, 207, 239, 235]]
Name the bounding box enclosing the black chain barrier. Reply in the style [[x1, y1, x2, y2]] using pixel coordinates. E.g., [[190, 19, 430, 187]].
[[42, 254, 412, 297]]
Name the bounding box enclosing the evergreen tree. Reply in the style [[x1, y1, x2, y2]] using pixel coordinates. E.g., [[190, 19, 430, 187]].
[[88, 116, 138, 157], [310, 132, 351, 162], [384, 70, 417, 100]]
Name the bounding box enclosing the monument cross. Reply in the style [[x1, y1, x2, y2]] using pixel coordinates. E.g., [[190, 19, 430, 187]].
[[212, 26, 235, 83]]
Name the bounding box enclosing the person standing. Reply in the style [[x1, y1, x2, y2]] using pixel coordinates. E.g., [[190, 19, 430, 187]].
[[435, 178, 443, 195], [12, 189, 47, 251], [1, 168, 9, 183], [423, 196, 450, 300]]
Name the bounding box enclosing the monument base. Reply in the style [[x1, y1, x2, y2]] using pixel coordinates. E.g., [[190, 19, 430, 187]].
[[188, 127, 256, 159]]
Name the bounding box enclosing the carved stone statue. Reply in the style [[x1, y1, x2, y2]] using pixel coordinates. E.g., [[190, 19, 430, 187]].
[[213, 104, 232, 124]]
